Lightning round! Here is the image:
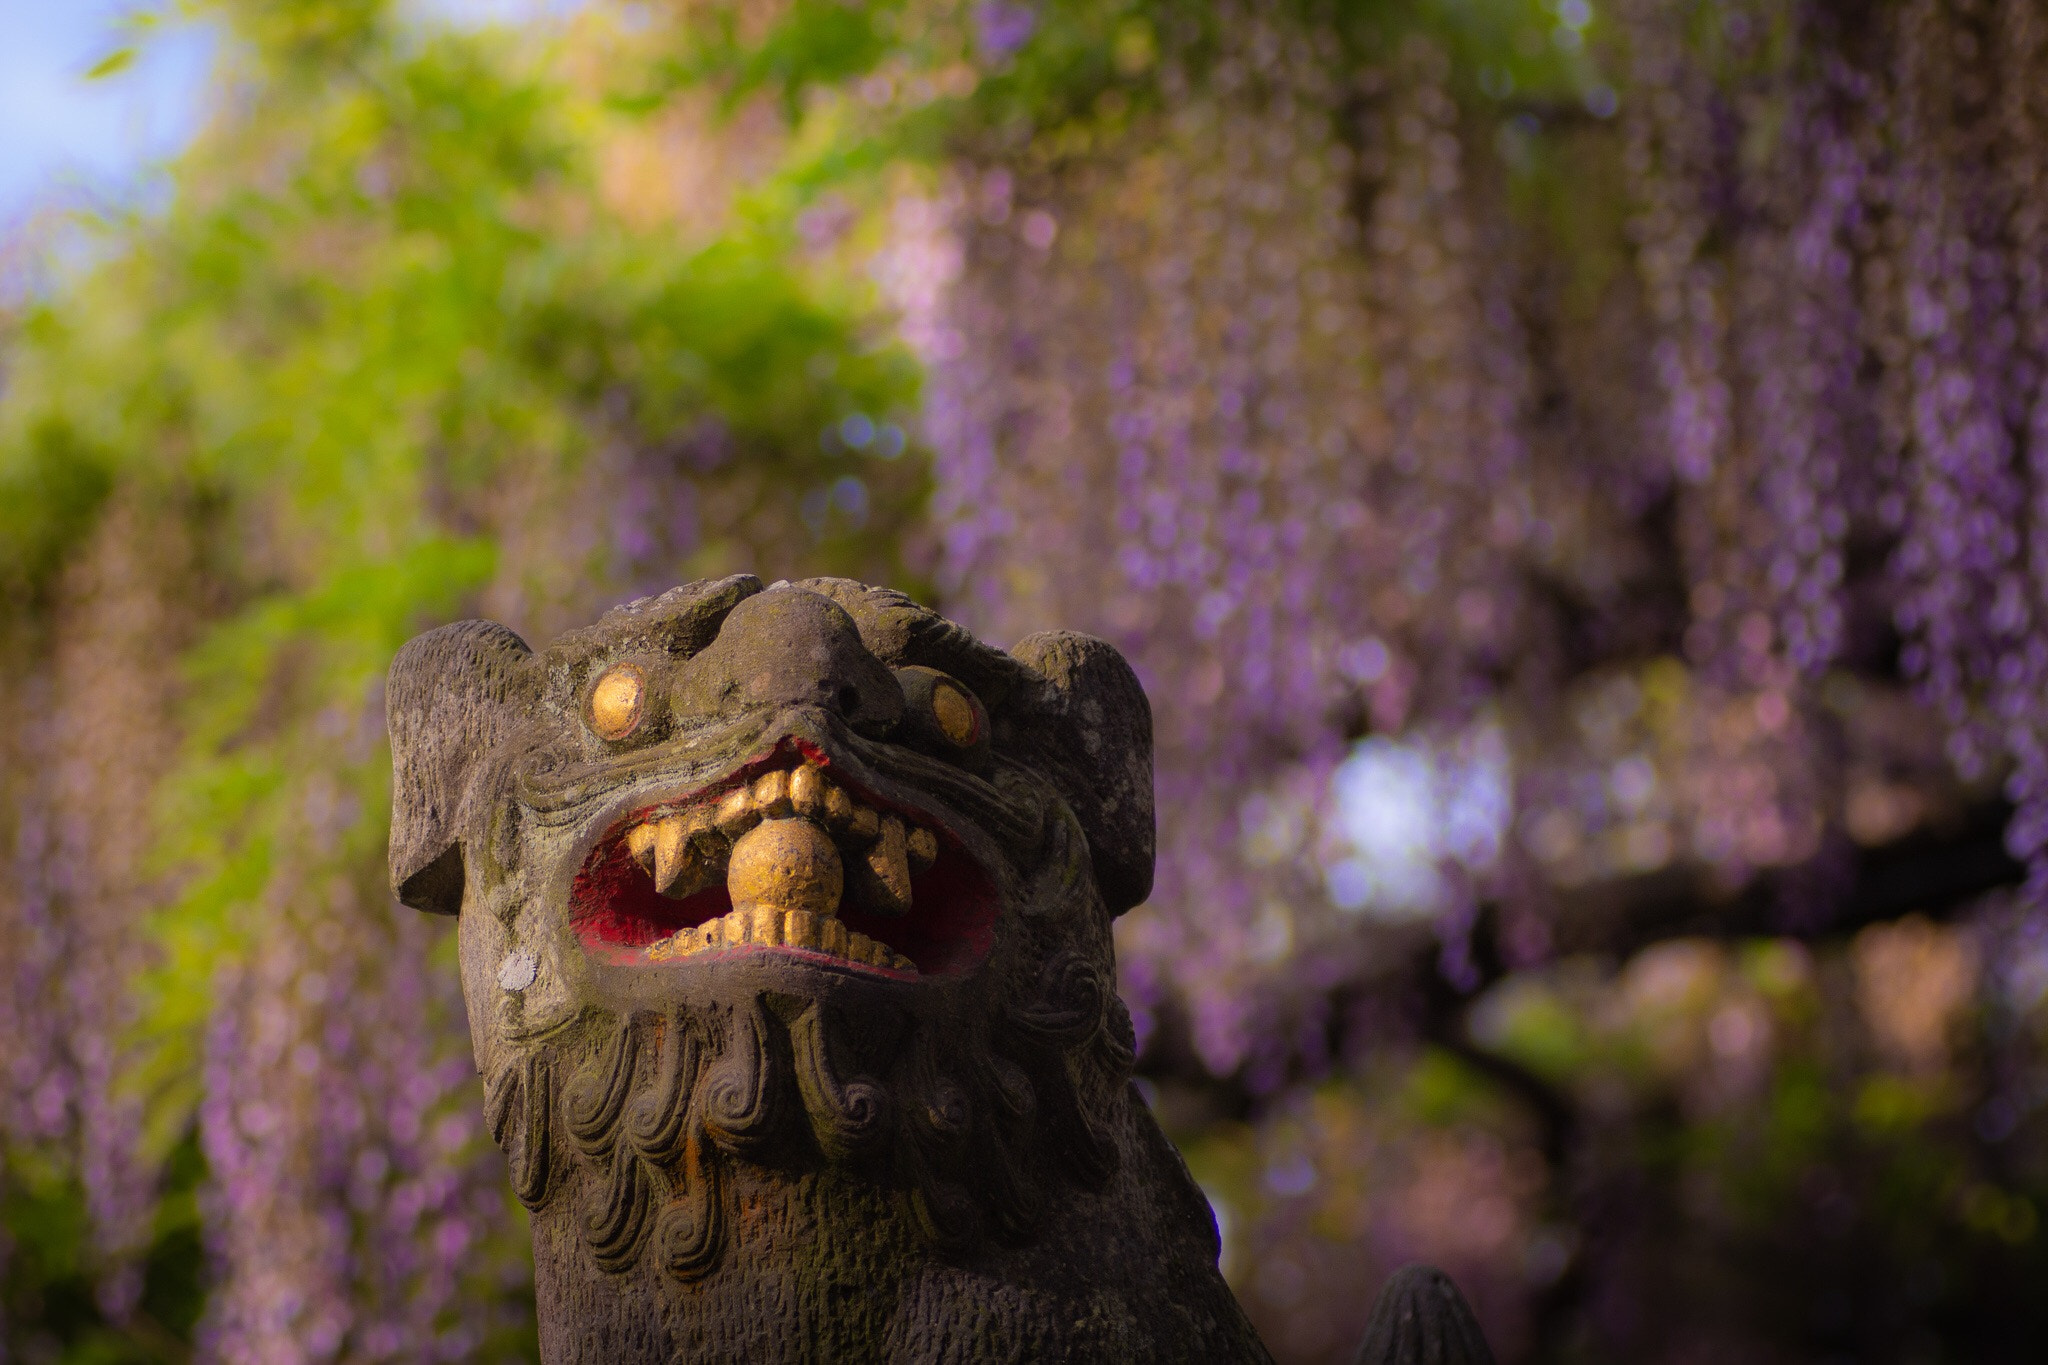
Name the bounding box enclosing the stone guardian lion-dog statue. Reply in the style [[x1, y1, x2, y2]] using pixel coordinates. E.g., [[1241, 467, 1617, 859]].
[[387, 576, 1493, 1364]]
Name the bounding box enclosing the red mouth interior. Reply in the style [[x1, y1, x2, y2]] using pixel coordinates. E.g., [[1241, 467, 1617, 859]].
[[567, 813, 998, 977]]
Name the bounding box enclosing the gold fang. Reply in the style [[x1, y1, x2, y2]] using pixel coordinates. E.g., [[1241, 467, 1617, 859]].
[[588, 663, 646, 740]]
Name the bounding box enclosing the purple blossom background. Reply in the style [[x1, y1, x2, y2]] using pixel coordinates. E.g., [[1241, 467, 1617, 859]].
[[10, 0, 2048, 1361]]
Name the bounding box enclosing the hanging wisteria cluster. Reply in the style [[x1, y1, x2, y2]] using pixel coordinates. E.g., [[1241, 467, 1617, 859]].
[[0, 491, 525, 1355], [900, 0, 2048, 1082], [0, 496, 201, 1325], [891, 11, 1537, 1079], [197, 889, 510, 1362]]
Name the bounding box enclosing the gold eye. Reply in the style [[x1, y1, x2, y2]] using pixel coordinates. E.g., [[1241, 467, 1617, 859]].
[[588, 663, 646, 740], [930, 678, 980, 748]]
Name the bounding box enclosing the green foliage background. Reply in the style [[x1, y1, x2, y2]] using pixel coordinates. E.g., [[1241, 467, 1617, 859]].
[[1, 1, 932, 1354]]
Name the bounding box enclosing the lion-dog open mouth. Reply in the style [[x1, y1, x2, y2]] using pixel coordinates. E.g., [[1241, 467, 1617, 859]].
[[568, 741, 999, 978]]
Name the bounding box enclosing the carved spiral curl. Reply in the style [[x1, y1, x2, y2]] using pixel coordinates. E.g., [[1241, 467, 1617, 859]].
[[790, 1004, 893, 1162], [1099, 995, 1139, 1076], [626, 1013, 700, 1164], [565, 1018, 643, 1158], [897, 1026, 974, 1146], [920, 1077, 971, 1141], [1006, 951, 1106, 1049], [584, 1142, 655, 1272], [702, 998, 782, 1157], [982, 1051, 1038, 1126], [485, 1050, 555, 1210], [896, 1029, 982, 1247], [657, 1142, 724, 1283]]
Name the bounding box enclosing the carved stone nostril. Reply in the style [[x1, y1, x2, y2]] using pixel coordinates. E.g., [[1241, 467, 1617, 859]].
[[726, 818, 844, 919]]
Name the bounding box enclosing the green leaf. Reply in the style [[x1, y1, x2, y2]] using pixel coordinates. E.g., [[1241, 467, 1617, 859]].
[[85, 47, 138, 79]]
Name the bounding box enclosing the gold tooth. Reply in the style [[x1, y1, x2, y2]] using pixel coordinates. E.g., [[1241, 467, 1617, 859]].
[[682, 805, 722, 853], [753, 769, 793, 818], [715, 787, 758, 838], [650, 925, 704, 961], [790, 765, 829, 820], [652, 817, 698, 896], [785, 909, 823, 950], [692, 829, 731, 870], [907, 826, 938, 872], [627, 822, 659, 874], [846, 803, 879, 845], [851, 815, 913, 917], [639, 902, 912, 970], [823, 783, 855, 830]]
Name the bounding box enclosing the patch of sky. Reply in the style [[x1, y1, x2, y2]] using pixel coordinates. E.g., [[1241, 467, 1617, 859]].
[[1322, 718, 1512, 921], [0, 1, 215, 228], [407, 0, 587, 28], [0, 0, 587, 261]]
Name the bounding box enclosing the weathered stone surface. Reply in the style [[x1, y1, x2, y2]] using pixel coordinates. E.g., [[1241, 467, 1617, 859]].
[[387, 576, 1491, 1363]]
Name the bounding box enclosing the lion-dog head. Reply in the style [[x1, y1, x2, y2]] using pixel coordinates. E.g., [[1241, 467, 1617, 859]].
[[386, 578, 1258, 1363]]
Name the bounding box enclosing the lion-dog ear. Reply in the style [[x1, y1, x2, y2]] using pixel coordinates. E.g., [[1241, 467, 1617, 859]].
[[387, 619, 535, 915], [1006, 632, 1154, 916]]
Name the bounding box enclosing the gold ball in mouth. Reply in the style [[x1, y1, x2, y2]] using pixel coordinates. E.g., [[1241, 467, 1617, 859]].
[[727, 817, 844, 918], [930, 679, 979, 747], [588, 663, 646, 740]]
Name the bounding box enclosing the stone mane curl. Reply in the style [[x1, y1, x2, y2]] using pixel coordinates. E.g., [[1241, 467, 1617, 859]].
[[485, 945, 1134, 1283]]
